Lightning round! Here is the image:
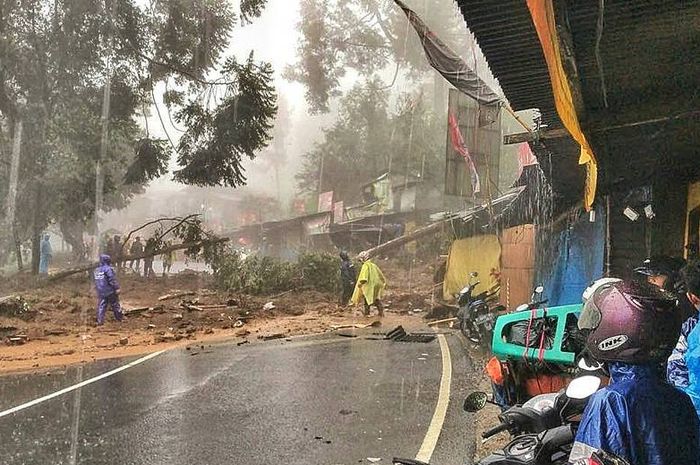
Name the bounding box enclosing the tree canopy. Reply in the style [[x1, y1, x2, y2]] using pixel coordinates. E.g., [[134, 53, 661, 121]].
[[285, 0, 468, 113], [296, 80, 444, 204], [0, 0, 277, 268]]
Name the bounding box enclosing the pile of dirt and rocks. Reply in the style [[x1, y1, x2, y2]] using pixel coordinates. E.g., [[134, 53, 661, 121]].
[[0, 256, 446, 374]]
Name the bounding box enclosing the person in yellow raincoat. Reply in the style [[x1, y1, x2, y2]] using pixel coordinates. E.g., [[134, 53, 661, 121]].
[[351, 254, 387, 317]]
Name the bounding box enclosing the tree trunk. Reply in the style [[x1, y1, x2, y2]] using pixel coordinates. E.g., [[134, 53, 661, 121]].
[[14, 235, 23, 271], [47, 237, 229, 283]]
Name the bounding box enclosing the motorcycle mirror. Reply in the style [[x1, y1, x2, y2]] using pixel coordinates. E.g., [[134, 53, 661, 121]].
[[577, 357, 603, 372], [463, 391, 488, 412], [470, 271, 479, 278], [534, 285, 544, 294], [566, 375, 601, 400]]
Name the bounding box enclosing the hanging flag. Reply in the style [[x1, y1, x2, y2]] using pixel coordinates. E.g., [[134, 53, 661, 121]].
[[394, 0, 502, 126], [448, 112, 481, 194], [517, 142, 539, 177]]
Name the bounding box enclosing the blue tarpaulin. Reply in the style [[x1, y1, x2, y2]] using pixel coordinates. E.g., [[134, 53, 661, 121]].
[[537, 207, 606, 306]]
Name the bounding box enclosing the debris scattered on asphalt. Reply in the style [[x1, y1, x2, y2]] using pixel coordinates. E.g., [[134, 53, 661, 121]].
[[368, 368, 375, 373], [426, 317, 457, 326], [337, 332, 358, 338], [367, 458, 382, 463], [330, 320, 381, 330], [417, 357, 426, 361], [259, 332, 285, 341], [158, 291, 196, 301], [385, 326, 436, 343], [339, 409, 357, 415], [237, 340, 249, 346]]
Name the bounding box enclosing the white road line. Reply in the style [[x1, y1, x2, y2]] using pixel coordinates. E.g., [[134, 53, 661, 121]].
[[415, 334, 452, 463], [0, 350, 166, 419]]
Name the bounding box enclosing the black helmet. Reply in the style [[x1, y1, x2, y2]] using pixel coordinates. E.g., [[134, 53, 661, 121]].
[[634, 256, 686, 292], [578, 280, 681, 363]]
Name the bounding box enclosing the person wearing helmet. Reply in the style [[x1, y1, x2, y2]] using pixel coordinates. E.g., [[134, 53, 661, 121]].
[[636, 255, 694, 322], [570, 280, 699, 465], [668, 259, 700, 416], [634, 256, 685, 290]]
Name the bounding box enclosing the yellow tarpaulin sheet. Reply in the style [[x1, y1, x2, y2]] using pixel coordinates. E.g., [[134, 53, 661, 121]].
[[527, 0, 597, 211], [443, 235, 501, 301]]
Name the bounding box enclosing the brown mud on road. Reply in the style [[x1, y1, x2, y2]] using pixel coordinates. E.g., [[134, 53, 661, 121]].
[[0, 263, 441, 374]]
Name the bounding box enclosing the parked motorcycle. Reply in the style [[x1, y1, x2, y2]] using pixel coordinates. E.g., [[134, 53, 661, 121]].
[[456, 271, 504, 344], [463, 375, 602, 465]]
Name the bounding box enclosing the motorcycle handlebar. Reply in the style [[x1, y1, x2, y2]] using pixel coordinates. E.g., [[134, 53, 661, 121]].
[[481, 422, 510, 439]]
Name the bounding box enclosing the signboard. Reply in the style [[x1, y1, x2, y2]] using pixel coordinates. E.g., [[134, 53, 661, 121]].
[[303, 214, 331, 236], [318, 191, 334, 213], [333, 201, 345, 223]]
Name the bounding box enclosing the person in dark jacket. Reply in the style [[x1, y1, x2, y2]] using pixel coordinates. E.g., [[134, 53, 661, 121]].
[[94, 254, 123, 325], [143, 238, 156, 278], [129, 237, 144, 274], [635, 255, 695, 321], [570, 280, 699, 465], [339, 251, 356, 306], [668, 259, 700, 417]]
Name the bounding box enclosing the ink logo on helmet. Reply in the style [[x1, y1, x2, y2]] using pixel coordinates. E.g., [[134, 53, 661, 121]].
[[598, 335, 628, 351]]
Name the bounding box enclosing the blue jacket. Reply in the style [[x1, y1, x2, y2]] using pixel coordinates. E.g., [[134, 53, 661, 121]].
[[94, 255, 120, 298], [571, 363, 699, 465], [668, 312, 699, 388]]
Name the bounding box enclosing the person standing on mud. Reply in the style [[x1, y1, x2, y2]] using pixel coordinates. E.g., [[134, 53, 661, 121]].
[[130, 237, 144, 274], [94, 254, 123, 325], [112, 235, 123, 273], [351, 254, 387, 317], [39, 234, 52, 275], [162, 241, 174, 277], [143, 237, 156, 278], [339, 251, 356, 306]]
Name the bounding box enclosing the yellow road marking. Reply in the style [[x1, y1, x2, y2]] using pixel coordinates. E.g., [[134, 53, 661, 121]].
[[415, 334, 452, 463]]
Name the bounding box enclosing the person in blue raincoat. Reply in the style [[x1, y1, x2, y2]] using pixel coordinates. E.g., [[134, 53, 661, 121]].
[[668, 259, 700, 416], [39, 234, 52, 274], [570, 280, 699, 465], [93, 254, 123, 325]]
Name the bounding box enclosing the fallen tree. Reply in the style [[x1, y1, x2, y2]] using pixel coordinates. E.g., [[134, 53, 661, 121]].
[[358, 219, 447, 260], [48, 238, 229, 282]]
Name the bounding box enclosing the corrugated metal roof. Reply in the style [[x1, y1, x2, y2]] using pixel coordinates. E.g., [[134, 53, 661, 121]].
[[457, 0, 700, 197]]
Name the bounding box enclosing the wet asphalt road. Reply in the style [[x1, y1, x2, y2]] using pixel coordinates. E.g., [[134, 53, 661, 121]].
[[0, 332, 479, 465]]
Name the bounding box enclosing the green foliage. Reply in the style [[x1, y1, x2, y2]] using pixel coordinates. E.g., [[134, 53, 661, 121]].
[[287, 0, 469, 113], [296, 251, 340, 293], [124, 138, 171, 185], [297, 81, 444, 202], [240, 0, 269, 24], [209, 248, 340, 295], [210, 249, 295, 295], [174, 53, 277, 187], [0, 0, 277, 266]]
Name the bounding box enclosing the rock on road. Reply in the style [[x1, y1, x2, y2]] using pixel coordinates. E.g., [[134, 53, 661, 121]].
[[0, 332, 479, 465]]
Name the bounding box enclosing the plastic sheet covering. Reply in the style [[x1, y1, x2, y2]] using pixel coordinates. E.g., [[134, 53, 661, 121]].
[[443, 235, 501, 300], [537, 207, 605, 306]]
